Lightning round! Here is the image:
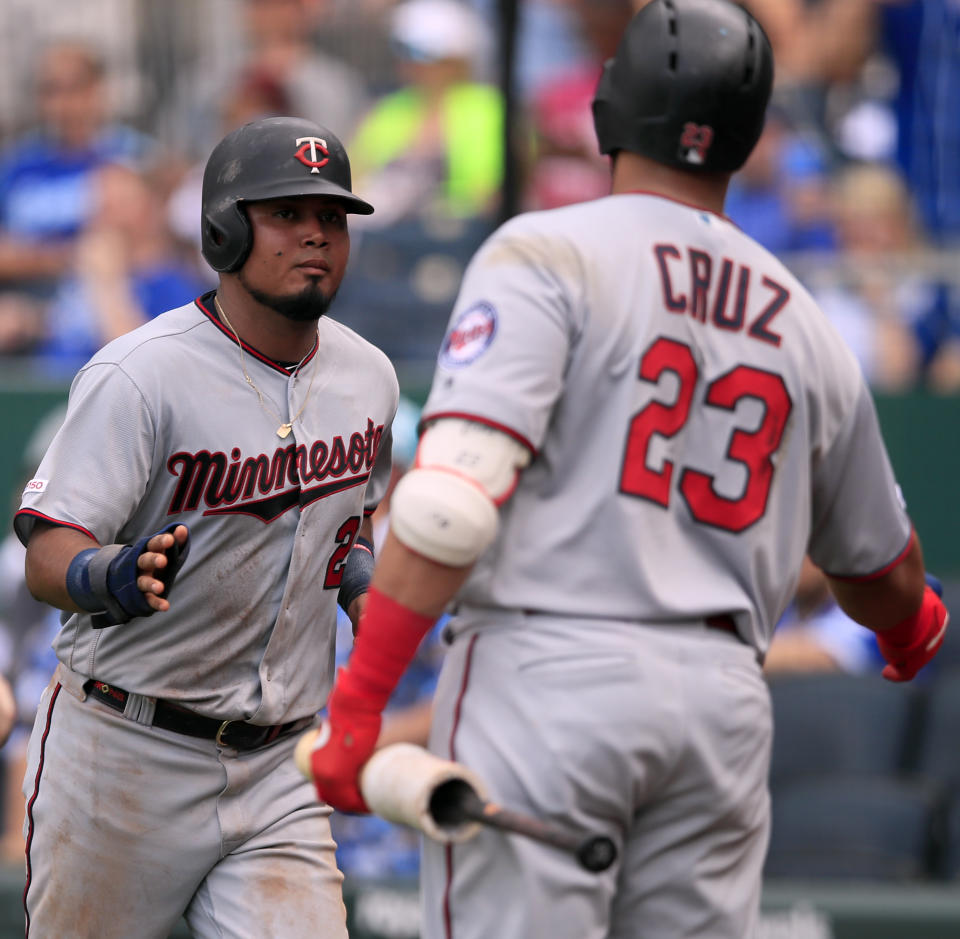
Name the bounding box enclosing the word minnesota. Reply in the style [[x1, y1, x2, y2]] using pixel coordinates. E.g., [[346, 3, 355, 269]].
[[166, 419, 385, 513]]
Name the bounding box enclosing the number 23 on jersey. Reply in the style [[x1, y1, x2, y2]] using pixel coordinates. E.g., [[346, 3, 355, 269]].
[[619, 336, 792, 533]]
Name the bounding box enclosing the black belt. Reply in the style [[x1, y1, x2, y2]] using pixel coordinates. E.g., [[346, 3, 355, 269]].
[[83, 679, 311, 751], [705, 613, 738, 636]]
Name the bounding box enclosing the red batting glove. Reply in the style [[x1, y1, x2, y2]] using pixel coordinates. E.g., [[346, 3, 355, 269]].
[[309, 678, 381, 813], [876, 585, 949, 682]]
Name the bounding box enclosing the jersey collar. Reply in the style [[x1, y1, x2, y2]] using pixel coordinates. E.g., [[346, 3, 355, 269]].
[[196, 291, 319, 375], [621, 189, 734, 225]]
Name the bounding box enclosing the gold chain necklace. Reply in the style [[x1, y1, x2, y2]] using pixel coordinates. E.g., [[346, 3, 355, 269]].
[[215, 296, 319, 439]]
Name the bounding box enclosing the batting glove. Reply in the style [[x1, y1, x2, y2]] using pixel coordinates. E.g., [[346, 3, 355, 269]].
[[309, 677, 381, 813], [876, 577, 949, 683]]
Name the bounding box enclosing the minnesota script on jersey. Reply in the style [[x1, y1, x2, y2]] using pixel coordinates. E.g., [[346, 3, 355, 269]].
[[16, 294, 398, 722], [424, 192, 911, 653]]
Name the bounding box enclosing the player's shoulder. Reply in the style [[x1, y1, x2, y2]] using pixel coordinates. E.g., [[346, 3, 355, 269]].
[[481, 194, 686, 255], [492, 199, 606, 240], [472, 202, 595, 271], [82, 297, 208, 369], [738, 232, 866, 401]]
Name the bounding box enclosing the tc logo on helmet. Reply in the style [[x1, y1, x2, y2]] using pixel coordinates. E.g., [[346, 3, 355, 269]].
[[678, 123, 714, 166], [294, 136, 330, 173]]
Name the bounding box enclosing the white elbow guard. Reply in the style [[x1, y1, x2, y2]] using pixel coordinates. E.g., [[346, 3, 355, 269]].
[[389, 418, 531, 566]]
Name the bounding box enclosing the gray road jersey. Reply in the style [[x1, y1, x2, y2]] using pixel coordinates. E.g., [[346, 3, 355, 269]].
[[423, 193, 911, 655], [16, 295, 398, 722]]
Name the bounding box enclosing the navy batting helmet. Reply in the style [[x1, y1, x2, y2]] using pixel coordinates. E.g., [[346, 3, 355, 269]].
[[592, 0, 774, 173], [201, 116, 374, 273]]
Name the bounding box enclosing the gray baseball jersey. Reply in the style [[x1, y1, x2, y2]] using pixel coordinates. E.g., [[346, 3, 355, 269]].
[[16, 291, 397, 938], [416, 192, 912, 939], [424, 192, 911, 656], [16, 292, 398, 722]]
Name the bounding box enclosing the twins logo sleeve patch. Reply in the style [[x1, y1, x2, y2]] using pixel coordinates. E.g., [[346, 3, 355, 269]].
[[439, 302, 498, 368]]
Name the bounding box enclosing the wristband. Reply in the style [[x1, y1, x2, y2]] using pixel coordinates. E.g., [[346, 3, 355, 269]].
[[64, 523, 189, 628], [66, 545, 127, 619], [338, 536, 375, 612]]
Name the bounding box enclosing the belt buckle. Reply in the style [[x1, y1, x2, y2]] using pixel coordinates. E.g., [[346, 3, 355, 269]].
[[215, 720, 236, 747]]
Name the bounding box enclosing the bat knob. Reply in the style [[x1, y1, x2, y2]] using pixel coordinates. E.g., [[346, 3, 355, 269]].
[[577, 835, 617, 873]]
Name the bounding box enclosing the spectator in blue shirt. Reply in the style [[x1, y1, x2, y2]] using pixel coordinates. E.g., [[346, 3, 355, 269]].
[[35, 162, 208, 374], [743, 0, 960, 385], [725, 104, 837, 256], [0, 38, 156, 296]]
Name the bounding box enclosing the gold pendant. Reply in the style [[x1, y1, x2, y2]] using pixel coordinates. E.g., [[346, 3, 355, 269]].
[[276, 423, 293, 439]]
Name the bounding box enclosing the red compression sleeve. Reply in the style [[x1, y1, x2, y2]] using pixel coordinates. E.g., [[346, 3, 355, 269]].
[[337, 586, 436, 711]]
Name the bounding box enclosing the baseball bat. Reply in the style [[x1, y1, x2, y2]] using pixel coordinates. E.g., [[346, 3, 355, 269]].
[[295, 734, 617, 873], [428, 777, 617, 873]]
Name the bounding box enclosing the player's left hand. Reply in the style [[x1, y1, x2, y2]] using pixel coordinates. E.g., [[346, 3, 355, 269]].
[[309, 675, 381, 813], [135, 524, 190, 613], [877, 578, 949, 682]]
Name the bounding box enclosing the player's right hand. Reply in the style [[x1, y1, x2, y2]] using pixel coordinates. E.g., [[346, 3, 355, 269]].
[[307, 675, 382, 813], [876, 580, 949, 682]]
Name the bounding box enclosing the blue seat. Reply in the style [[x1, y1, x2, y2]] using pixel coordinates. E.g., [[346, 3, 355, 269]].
[[765, 776, 943, 881], [767, 673, 920, 787]]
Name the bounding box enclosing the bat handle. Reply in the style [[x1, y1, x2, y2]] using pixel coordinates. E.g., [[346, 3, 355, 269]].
[[429, 780, 617, 873]]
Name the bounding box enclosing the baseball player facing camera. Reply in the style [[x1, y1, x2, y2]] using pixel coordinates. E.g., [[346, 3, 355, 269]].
[[308, 2, 949, 937], [15, 117, 397, 938]]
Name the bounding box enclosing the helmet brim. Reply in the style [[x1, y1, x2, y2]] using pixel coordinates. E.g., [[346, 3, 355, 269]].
[[242, 180, 374, 215]]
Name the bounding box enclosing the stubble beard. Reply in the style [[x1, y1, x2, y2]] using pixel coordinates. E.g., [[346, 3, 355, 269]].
[[238, 274, 338, 323]]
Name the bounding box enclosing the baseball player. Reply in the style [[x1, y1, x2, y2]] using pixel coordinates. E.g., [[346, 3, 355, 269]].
[[14, 117, 397, 938], [306, 3, 949, 938]]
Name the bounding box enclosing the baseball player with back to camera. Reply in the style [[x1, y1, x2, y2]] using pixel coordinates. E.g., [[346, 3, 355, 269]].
[[14, 116, 397, 938], [305, 2, 951, 937]]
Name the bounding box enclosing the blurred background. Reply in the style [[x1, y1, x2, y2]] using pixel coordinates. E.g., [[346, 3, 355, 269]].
[[0, 0, 957, 936]]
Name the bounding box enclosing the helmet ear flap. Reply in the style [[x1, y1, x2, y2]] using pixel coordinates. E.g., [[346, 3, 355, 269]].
[[201, 203, 253, 273]]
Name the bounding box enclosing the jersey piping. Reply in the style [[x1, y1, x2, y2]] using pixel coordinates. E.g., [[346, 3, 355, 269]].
[[14, 510, 97, 545], [824, 528, 916, 583]]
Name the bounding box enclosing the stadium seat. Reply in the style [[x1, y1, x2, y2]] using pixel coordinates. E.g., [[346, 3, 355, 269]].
[[940, 796, 960, 880], [764, 776, 944, 882], [767, 673, 920, 787], [913, 667, 960, 789]]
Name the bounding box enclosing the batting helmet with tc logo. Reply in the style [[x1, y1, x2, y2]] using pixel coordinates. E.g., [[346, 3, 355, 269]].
[[200, 116, 374, 273]]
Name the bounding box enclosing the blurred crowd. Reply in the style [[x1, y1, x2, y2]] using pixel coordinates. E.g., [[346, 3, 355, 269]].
[[0, 0, 954, 389], [0, 0, 958, 884]]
